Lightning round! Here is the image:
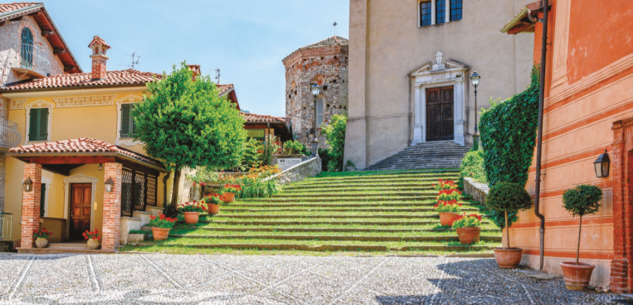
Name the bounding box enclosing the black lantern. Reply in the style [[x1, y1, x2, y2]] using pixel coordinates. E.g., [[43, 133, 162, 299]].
[[105, 178, 114, 192], [594, 150, 610, 178], [23, 177, 33, 192]]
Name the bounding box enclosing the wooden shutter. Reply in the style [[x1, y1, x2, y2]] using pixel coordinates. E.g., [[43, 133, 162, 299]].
[[121, 104, 131, 137], [39, 108, 48, 141], [29, 108, 47, 141], [28, 109, 38, 141], [40, 183, 46, 217]]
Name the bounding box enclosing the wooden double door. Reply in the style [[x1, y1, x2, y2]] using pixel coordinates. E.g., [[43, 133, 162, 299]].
[[426, 86, 454, 141], [70, 183, 92, 240]]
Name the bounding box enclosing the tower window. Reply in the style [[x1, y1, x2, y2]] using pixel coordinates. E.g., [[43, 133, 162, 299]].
[[316, 101, 324, 127]]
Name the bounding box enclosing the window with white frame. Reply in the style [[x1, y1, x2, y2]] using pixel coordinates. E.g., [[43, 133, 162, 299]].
[[24, 100, 54, 144], [419, 0, 462, 27]]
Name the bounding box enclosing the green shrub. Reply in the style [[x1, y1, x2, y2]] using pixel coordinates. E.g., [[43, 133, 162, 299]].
[[486, 182, 533, 248], [562, 184, 603, 264], [451, 214, 482, 229], [240, 138, 261, 170], [282, 140, 306, 155], [460, 149, 487, 184], [319, 148, 331, 170], [322, 114, 347, 172], [235, 176, 280, 199]]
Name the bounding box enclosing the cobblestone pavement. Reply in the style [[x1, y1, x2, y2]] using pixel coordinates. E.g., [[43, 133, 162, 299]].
[[0, 253, 628, 304]]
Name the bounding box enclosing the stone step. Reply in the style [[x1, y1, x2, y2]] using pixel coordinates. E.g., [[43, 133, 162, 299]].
[[273, 191, 435, 198], [170, 234, 501, 242], [213, 214, 450, 219], [227, 202, 448, 208], [203, 220, 491, 226], [221, 207, 480, 213], [247, 196, 437, 202], [284, 185, 435, 191], [198, 226, 502, 233]]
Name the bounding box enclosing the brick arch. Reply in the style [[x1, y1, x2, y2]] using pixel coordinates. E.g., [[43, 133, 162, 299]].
[[17, 20, 37, 66]]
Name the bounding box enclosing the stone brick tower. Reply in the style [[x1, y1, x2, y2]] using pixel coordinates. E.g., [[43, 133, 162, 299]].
[[282, 36, 349, 148]]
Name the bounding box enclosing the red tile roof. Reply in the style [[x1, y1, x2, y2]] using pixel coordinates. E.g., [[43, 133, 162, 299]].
[[242, 112, 287, 123], [9, 138, 164, 168], [216, 84, 234, 96], [0, 2, 37, 14], [88, 35, 111, 49], [2, 69, 162, 91]]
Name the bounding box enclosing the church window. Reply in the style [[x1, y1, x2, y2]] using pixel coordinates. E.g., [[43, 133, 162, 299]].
[[436, 0, 446, 24], [420, 1, 432, 26], [450, 0, 462, 21], [21, 27, 33, 69]]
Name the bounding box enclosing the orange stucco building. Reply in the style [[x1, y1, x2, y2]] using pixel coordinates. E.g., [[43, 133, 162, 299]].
[[503, 0, 633, 291]]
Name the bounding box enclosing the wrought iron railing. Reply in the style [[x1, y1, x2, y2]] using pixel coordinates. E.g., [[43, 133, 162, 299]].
[[0, 213, 12, 241], [21, 43, 33, 69], [0, 118, 21, 149]]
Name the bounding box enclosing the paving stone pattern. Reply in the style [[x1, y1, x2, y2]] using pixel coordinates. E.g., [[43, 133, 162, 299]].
[[0, 253, 626, 304]]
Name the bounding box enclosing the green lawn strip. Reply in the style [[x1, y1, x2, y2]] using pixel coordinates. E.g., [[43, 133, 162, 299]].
[[273, 191, 439, 197], [244, 196, 438, 202], [119, 245, 494, 256], [285, 183, 442, 189], [189, 222, 501, 232], [314, 169, 458, 178], [220, 207, 481, 213]]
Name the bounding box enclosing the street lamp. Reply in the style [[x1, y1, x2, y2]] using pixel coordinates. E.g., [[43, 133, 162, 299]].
[[311, 83, 321, 158], [470, 71, 481, 149]]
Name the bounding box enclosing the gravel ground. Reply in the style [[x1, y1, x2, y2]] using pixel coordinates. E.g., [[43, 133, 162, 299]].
[[0, 253, 629, 304]]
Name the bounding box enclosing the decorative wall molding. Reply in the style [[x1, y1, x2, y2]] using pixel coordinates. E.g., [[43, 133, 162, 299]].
[[115, 95, 144, 147], [9, 99, 27, 110], [53, 95, 117, 108], [24, 100, 54, 144], [63, 173, 98, 233]]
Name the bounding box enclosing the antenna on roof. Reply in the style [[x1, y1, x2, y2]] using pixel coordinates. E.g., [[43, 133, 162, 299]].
[[215, 68, 221, 84], [117, 51, 140, 69], [333, 22, 337, 36]]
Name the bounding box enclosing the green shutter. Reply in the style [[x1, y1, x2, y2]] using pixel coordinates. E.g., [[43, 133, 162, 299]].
[[39, 108, 48, 141], [29, 108, 47, 141], [130, 104, 136, 136], [121, 104, 130, 137], [40, 183, 46, 217], [28, 109, 38, 141]]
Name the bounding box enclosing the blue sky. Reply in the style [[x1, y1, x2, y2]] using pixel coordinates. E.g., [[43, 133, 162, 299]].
[[44, 0, 350, 117]]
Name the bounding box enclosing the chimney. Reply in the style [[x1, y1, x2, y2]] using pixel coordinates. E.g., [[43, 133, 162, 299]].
[[88, 36, 111, 80], [187, 64, 200, 81]]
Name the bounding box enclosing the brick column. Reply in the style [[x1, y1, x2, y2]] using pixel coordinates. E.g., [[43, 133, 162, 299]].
[[21, 163, 41, 248], [102, 162, 122, 251]]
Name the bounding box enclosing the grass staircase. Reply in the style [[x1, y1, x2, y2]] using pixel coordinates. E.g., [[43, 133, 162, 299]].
[[128, 170, 502, 255]]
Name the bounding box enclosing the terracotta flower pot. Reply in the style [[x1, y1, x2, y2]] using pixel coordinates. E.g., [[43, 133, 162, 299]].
[[35, 238, 48, 248], [223, 192, 236, 203], [151, 227, 171, 241], [439, 212, 459, 226], [560, 262, 595, 291], [493, 248, 523, 268], [207, 203, 220, 215], [455, 227, 481, 244], [87, 238, 100, 250], [184, 212, 200, 224]]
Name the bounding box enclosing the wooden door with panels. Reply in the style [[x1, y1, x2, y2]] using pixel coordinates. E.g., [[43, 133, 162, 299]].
[[70, 183, 92, 240], [426, 86, 454, 141]]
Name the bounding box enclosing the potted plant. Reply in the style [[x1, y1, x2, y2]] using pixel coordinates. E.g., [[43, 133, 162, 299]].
[[450, 213, 482, 244], [147, 213, 178, 241], [486, 182, 534, 268], [434, 199, 462, 226], [434, 179, 458, 191], [202, 193, 222, 214], [177, 201, 206, 224], [83, 229, 101, 249], [33, 228, 52, 248], [560, 184, 603, 291], [222, 183, 241, 203]]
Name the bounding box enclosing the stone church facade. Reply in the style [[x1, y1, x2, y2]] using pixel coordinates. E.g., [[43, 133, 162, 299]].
[[282, 36, 349, 148]]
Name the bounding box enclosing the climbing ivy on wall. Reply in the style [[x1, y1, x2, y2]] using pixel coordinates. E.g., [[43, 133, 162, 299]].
[[479, 65, 540, 228]]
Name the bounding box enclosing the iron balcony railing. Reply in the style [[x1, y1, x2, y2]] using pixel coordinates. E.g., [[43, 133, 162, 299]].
[[21, 43, 33, 69], [0, 117, 21, 150], [0, 213, 12, 241]]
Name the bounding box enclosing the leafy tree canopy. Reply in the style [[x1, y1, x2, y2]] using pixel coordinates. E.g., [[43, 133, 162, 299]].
[[562, 185, 602, 217], [486, 182, 533, 213]]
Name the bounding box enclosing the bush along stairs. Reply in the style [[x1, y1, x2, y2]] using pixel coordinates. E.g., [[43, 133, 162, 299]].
[[367, 141, 471, 171], [136, 170, 502, 254]]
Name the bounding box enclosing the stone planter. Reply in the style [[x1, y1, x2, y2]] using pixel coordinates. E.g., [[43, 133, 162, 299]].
[[560, 262, 595, 291], [207, 203, 220, 215], [151, 227, 171, 241], [493, 248, 523, 268], [35, 238, 48, 248], [439, 212, 459, 226], [87, 238, 100, 250], [223, 192, 236, 203], [455, 227, 481, 244], [183, 212, 200, 225], [127, 233, 146, 244]]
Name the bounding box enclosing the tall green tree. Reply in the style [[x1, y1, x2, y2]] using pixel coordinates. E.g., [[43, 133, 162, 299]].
[[323, 114, 347, 172], [134, 61, 247, 215]]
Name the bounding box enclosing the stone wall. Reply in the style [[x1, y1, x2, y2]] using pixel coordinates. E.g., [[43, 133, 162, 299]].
[[268, 157, 322, 186], [463, 177, 489, 204], [283, 41, 349, 148]]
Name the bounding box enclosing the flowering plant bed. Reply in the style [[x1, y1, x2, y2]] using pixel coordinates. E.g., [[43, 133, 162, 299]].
[[202, 193, 223, 205], [222, 184, 242, 194], [450, 214, 482, 228], [434, 200, 462, 213], [433, 179, 458, 191], [33, 228, 53, 239], [178, 201, 206, 213], [437, 189, 461, 202], [148, 214, 178, 229]]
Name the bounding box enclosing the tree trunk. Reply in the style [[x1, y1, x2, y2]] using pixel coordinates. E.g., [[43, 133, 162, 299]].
[[168, 168, 182, 217], [577, 215, 582, 265], [505, 211, 510, 249]]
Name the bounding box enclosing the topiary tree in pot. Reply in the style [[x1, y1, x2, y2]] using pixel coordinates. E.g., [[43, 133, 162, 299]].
[[560, 185, 602, 291], [485, 182, 533, 268]]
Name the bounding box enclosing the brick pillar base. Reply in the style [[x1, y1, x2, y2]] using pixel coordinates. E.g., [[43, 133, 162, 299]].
[[611, 258, 629, 293], [21, 163, 41, 248], [102, 162, 122, 250]]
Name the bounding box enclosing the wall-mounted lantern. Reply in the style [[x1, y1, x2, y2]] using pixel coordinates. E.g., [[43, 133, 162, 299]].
[[594, 150, 610, 178], [105, 178, 114, 192], [23, 177, 33, 192]]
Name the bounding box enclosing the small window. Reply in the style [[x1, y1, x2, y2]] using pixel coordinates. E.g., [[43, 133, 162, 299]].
[[21, 28, 33, 69], [316, 101, 324, 127], [420, 1, 432, 26], [437, 0, 446, 24], [28, 108, 48, 141], [450, 0, 462, 21], [248, 129, 265, 140], [120, 104, 136, 138]]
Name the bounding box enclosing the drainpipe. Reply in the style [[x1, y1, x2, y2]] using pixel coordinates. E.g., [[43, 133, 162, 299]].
[[532, 0, 549, 271]]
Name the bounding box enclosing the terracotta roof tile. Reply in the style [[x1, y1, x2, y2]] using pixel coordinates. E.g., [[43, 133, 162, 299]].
[[88, 35, 111, 49], [216, 84, 233, 96], [0, 2, 37, 14], [242, 112, 287, 123], [299, 36, 349, 50], [9, 138, 163, 167], [2, 69, 162, 91]]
